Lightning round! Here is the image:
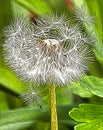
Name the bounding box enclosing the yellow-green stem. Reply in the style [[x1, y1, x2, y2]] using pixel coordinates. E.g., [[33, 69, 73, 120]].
[[49, 84, 58, 130]]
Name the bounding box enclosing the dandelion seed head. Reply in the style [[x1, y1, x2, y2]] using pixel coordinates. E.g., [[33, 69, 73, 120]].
[[3, 13, 95, 86]]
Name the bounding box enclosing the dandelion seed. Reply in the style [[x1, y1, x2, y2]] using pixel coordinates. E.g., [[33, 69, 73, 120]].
[[20, 85, 41, 105], [75, 5, 96, 24]]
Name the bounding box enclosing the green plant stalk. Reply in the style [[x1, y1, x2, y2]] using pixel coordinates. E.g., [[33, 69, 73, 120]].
[[49, 84, 58, 130]]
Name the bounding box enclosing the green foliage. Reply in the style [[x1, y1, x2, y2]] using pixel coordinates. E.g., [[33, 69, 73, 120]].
[[0, 67, 26, 94], [69, 1, 103, 130], [0, 1, 75, 129], [46, 0, 70, 15], [56, 87, 72, 105], [12, 0, 29, 17], [69, 82, 93, 98], [73, 0, 103, 68], [80, 76, 103, 97], [1, 0, 103, 130], [94, 42, 103, 66], [69, 104, 103, 130], [73, 0, 103, 41], [0, 91, 9, 110], [84, 0, 103, 67], [0, 107, 44, 130], [0, 105, 74, 130], [85, 0, 103, 41], [15, 0, 51, 16]]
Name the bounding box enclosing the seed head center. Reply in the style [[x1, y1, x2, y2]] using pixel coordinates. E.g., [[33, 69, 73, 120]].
[[44, 39, 59, 46], [38, 39, 61, 52]]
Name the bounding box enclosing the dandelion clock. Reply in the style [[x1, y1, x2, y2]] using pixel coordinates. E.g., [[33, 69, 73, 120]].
[[3, 6, 95, 130]]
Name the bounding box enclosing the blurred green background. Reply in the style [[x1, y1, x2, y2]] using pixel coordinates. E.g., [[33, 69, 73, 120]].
[[0, 0, 103, 130]]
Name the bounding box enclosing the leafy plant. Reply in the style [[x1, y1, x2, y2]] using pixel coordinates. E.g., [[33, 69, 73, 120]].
[[0, 0, 103, 130], [69, 104, 103, 130], [69, 0, 103, 130]]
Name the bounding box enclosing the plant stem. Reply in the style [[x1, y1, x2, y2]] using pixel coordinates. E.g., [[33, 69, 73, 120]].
[[49, 84, 58, 130]]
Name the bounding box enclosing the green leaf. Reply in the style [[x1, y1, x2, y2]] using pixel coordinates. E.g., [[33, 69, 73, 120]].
[[15, 0, 51, 16], [56, 87, 72, 105], [0, 105, 74, 130], [0, 67, 26, 94], [0, 0, 12, 31], [32, 122, 50, 130], [84, 0, 103, 66], [80, 76, 103, 98], [46, 0, 70, 15], [0, 0, 12, 64], [73, 0, 84, 7], [0, 91, 9, 110], [69, 82, 93, 98], [85, 0, 103, 41], [12, 0, 29, 17], [89, 59, 103, 77], [69, 104, 103, 130], [0, 107, 45, 130], [94, 42, 103, 66]]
